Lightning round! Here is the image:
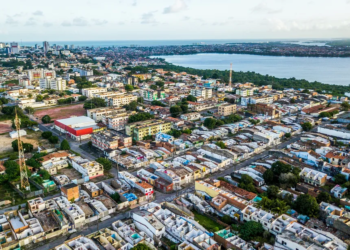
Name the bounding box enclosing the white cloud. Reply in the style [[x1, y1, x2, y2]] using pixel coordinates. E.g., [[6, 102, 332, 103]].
[[252, 2, 282, 14], [92, 19, 108, 25], [62, 17, 89, 27], [32, 10, 43, 16], [266, 18, 350, 31], [5, 16, 18, 25], [141, 11, 158, 24], [25, 17, 37, 26], [163, 0, 187, 14], [43, 22, 53, 27]]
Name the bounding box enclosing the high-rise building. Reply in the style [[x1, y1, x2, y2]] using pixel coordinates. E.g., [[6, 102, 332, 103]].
[[64, 45, 69, 49], [70, 45, 75, 49], [10, 42, 20, 54], [39, 77, 66, 90], [34, 44, 38, 50], [43, 41, 49, 54], [27, 69, 56, 82]]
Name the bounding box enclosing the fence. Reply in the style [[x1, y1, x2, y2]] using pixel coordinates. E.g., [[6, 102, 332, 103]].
[[10, 181, 44, 199]]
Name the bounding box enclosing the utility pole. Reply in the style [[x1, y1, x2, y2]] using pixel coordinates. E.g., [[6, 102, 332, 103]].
[[229, 63, 233, 88]]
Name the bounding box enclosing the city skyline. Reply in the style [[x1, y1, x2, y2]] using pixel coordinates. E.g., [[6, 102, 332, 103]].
[[1, 0, 350, 41]]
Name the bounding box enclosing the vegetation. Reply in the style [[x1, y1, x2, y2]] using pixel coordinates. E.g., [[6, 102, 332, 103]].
[[96, 157, 112, 172], [124, 101, 138, 111], [203, 114, 243, 129], [249, 119, 260, 125], [48, 136, 59, 144], [78, 95, 88, 102], [301, 122, 313, 131], [42, 131, 52, 139], [316, 191, 332, 203], [263, 161, 300, 188], [130, 243, 154, 250], [12, 140, 34, 152], [215, 141, 226, 149], [257, 197, 289, 215], [60, 139, 71, 150], [128, 113, 154, 123], [239, 221, 264, 241], [1, 106, 37, 128], [57, 97, 75, 105], [238, 174, 257, 193], [125, 84, 134, 92], [24, 107, 35, 115], [186, 95, 197, 102], [170, 105, 182, 118], [293, 194, 320, 217], [151, 100, 166, 107], [334, 173, 347, 185], [37, 169, 50, 179], [110, 192, 121, 203], [83, 97, 106, 109], [192, 210, 224, 231], [42, 115, 52, 124]]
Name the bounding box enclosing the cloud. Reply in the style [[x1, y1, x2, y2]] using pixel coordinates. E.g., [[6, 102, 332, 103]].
[[25, 17, 37, 26], [62, 17, 89, 27], [266, 18, 350, 31], [5, 16, 18, 25], [163, 0, 187, 14], [117, 21, 125, 25], [32, 10, 43, 16], [92, 19, 108, 25], [132, 0, 137, 6], [141, 11, 158, 24], [252, 2, 282, 14], [183, 16, 190, 21], [43, 22, 53, 27]]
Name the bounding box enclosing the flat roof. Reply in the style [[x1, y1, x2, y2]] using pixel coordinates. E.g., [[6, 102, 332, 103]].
[[56, 116, 95, 126]]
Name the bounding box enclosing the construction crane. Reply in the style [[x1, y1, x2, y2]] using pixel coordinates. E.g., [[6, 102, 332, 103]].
[[14, 109, 30, 191], [229, 63, 233, 88]]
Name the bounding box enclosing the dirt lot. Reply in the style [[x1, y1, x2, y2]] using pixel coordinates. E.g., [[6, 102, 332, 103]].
[[34, 104, 86, 122], [0, 130, 52, 154], [0, 120, 13, 134], [56, 167, 82, 180]]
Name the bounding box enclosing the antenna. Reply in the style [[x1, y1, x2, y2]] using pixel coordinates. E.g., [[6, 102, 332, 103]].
[[14, 109, 30, 191], [229, 63, 232, 88]]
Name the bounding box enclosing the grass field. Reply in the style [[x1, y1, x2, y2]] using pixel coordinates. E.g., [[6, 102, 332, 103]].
[[34, 104, 86, 122], [193, 210, 225, 231]]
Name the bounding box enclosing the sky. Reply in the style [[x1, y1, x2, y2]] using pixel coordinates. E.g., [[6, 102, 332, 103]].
[[1, 0, 350, 41]]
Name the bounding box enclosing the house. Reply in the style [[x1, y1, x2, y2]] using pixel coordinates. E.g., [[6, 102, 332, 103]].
[[61, 183, 79, 201], [299, 167, 327, 187], [330, 185, 348, 198], [180, 112, 201, 121], [69, 156, 104, 179], [132, 211, 165, 239], [82, 182, 103, 198]]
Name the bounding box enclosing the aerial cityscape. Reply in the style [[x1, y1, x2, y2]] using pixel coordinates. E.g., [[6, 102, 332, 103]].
[[1, 1, 350, 250]]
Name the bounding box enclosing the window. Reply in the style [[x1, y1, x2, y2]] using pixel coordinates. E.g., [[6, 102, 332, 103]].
[[282, 241, 287, 246]]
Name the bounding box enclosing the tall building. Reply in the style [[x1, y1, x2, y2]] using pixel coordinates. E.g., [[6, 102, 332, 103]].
[[10, 42, 20, 54], [218, 104, 237, 116], [39, 77, 66, 91], [72, 67, 93, 76], [43, 41, 49, 54], [27, 69, 56, 82], [190, 87, 212, 99], [125, 119, 172, 141], [141, 89, 166, 101]]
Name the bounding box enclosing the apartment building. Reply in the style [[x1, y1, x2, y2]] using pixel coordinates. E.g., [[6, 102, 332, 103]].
[[190, 87, 212, 99], [82, 182, 103, 198], [132, 212, 165, 238], [103, 110, 136, 131], [180, 112, 201, 121], [248, 103, 281, 118], [141, 89, 166, 101], [87, 107, 126, 122], [54, 197, 86, 228], [39, 77, 66, 90], [91, 130, 120, 151], [69, 156, 104, 179], [299, 167, 327, 187], [26, 69, 56, 82], [72, 67, 93, 76], [235, 88, 254, 97], [218, 104, 237, 116], [125, 119, 172, 141], [61, 183, 79, 201], [55, 236, 100, 250], [107, 94, 137, 107], [82, 87, 107, 98]]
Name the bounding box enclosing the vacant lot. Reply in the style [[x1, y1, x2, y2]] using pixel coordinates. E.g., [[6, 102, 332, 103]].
[[57, 167, 82, 180], [34, 104, 86, 122], [0, 120, 13, 134]]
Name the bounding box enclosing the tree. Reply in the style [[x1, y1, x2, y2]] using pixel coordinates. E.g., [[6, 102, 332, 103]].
[[49, 136, 59, 144], [302, 122, 313, 131], [42, 131, 52, 139], [42, 115, 51, 124], [24, 106, 34, 114], [221, 215, 231, 224], [26, 158, 41, 168], [137, 97, 144, 103], [334, 174, 347, 185], [182, 128, 191, 134], [216, 141, 226, 149], [128, 113, 154, 123], [258, 197, 289, 215], [151, 100, 166, 107], [285, 133, 291, 138], [186, 95, 197, 102], [125, 84, 134, 92], [84, 97, 106, 109], [110, 192, 120, 202], [96, 157, 112, 172], [341, 101, 350, 111], [238, 174, 256, 193], [4, 160, 20, 180], [204, 118, 217, 129], [290, 98, 296, 104], [60, 139, 71, 150], [131, 243, 154, 250], [271, 161, 292, 176], [239, 221, 264, 241], [168, 129, 182, 138], [78, 95, 87, 102], [180, 104, 189, 114], [294, 194, 320, 217], [317, 192, 332, 203], [12, 140, 33, 152], [149, 84, 158, 90], [263, 169, 274, 185], [88, 141, 93, 148], [37, 169, 50, 179], [36, 95, 44, 102], [170, 105, 182, 118], [267, 185, 280, 199]]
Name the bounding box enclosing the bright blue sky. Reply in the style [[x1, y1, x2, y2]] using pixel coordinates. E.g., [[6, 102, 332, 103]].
[[1, 0, 350, 41]]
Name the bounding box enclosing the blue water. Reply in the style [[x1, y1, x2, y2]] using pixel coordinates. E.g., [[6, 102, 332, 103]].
[[14, 39, 319, 47], [154, 53, 350, 86]]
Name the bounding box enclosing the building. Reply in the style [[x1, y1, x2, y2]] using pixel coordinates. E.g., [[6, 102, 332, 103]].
[[61, 183, 79, 201], [91, 130, 120, 151], [190, 87, 212, 99], [82, 87, 107, 98], [180, 112, 201, 121], [299, 167, 327, 187], [218, 104, 237, 116], [27, 69, 56, 82], [10, 42, 20, 54], [73, 67, 93, 76], [141, 89, 166, 101], [107, 94, 138, 107], [132, 211, 165, 239], [39, 77, 66, 90], [54, 116, 104, 141], [236, 88, 254, 97], [103, 110, 136, 131], [82, 182, 103, 197], [248, 103, 281, 118], [87, 107, 125, 121], [125, 119, 172, 141], [69, 156, 104, 179], [43, 41, 49, 54]]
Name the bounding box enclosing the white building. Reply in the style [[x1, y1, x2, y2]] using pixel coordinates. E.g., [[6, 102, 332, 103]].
[[73, 67, 93, 76], [82, 87, 107, 98], [132, 211, 165, 239], [39, 77, 66, 90], [190, 88, 212, 99]]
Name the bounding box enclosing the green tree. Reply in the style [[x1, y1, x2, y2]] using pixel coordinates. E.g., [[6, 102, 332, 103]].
[[216, 141, 226, 149], [42, 115, 51, 124], [12, 140, 33, 152], [294, 194, 320, 217], [186, 95, 197, 102], [78, 95, 87, 101], [168, 129, 182, 138], [42, 131, 52, 139], [60, 139, 71, 150], [4, 160, 20, 180], [221, 215, 231, 224], [110, 192, 120, 202], [83, 97, 106, 109], [316, 192, 332, 203], [290, 98, 296, 104], [180, 104, 189, 113], [96, 157, 112, 172], [204, 118, 217, 129], [37, 169, 50, 179], [49, 136, 59, 144], [182, 128, 192, 134], [302, 122, 313, 131], [131, 243, 154, 250], [170, 105, 182, 118], [36, 95, 44, 102], [239, 221, 264, 241], [128, 113, 154, 123], [285, 133, 291, 138], [149, 85, 158, 90], [334, 174, 347, 185], [125, 84, 134, 92], [137, 97, 144, 103], [341, 101, 350, 111], [26, 158, 41, 168], [263, 169, 274, 185], [24, 106, 34, 114], [267, 185, 280, 199]]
